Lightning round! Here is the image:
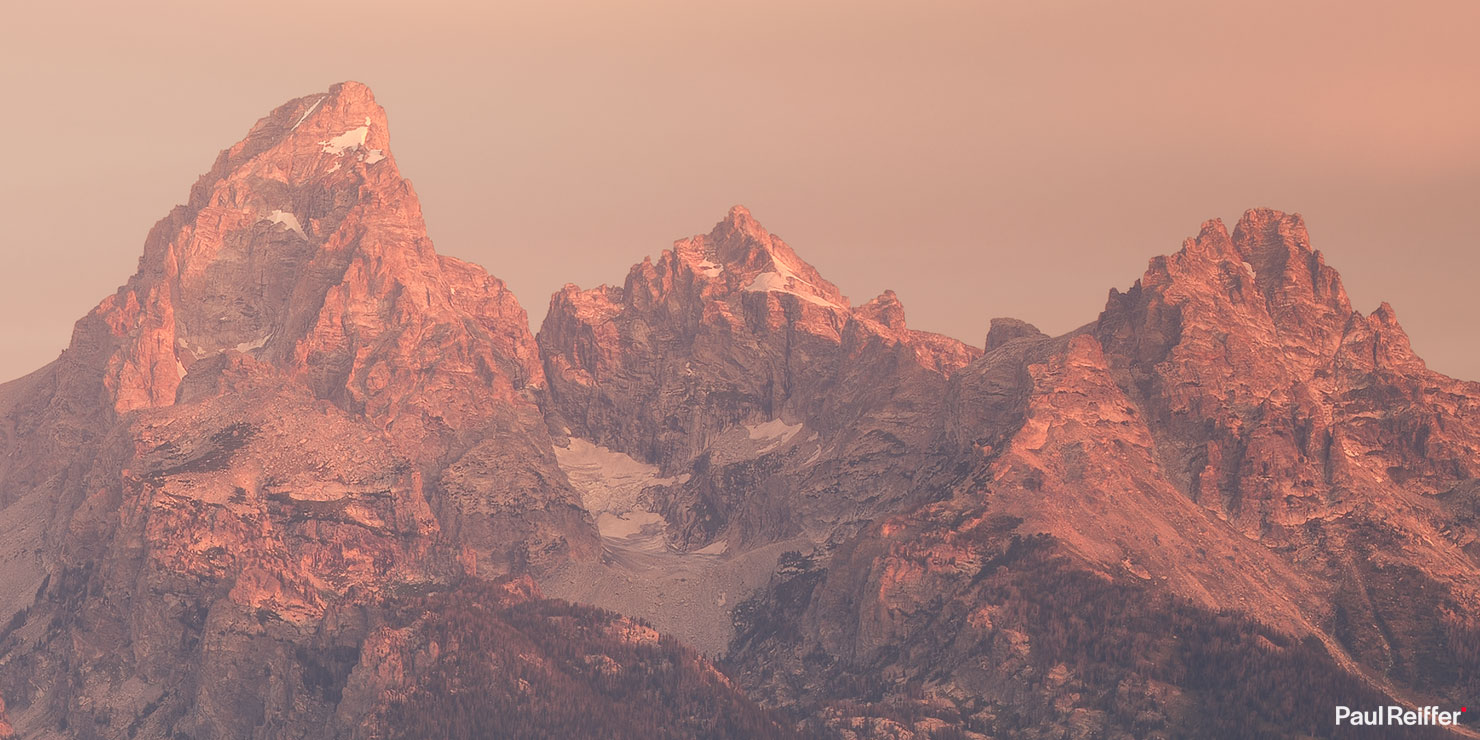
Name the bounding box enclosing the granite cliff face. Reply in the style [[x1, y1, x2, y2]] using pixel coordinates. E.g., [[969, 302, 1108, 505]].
[[1, 81, 1477, 740]]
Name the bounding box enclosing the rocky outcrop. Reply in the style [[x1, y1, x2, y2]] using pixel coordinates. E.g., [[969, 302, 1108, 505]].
[[983, 317, 1046, 352], [9, 378, 442, 738]]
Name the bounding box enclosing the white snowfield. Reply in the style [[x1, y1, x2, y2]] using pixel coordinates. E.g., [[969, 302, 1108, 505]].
[[320, 117, 372, 156], [547, 432, 813, 656], [265, 210, 306, 238], [742, 253, 842, 308], [553, 438, 687, 549], [745, 418, 803, 453], [554, 437, 677, 514]]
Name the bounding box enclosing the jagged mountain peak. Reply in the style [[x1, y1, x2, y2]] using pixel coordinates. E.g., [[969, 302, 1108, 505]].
[[1340, 299, 1429, 375], [1095, 209, 1480, 541], [1160, 208, 1352, 321], [714, 204, 766, 240], [1105, 208, 1361, 384]]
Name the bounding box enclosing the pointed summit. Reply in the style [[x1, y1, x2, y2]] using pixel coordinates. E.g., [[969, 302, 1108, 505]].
[[74, 82, 424, 414], [1104, 209, 1356, 380], [855, 290, 908, 331], [1338, 301, 1427, 375], [1181, 217, 1233, 258], [62, 82, 545, 461], [538, 205, 977, 476]]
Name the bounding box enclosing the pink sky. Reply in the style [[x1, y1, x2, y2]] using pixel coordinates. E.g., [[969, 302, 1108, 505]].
[[2, 1, 1477, 381]]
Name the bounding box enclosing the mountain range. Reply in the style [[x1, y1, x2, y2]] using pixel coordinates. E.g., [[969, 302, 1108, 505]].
[[0, 82, 1475, 739]]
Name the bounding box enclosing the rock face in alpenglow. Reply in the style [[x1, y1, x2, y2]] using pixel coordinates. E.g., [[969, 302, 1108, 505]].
[[3, 78, 1479, 740]]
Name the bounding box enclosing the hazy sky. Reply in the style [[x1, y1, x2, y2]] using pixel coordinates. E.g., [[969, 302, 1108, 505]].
[[2, 1, 1477, 382]]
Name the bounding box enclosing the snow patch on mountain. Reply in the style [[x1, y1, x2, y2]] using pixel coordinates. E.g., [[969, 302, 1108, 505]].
[[594, 511, 668, 546], [554, 438, 681, 521], [320, 118, 371, 155], [234, 333, 272, 354], [265, 210, 306, 237], [746, 418, 803, 453], [743, 258, 840, 308]]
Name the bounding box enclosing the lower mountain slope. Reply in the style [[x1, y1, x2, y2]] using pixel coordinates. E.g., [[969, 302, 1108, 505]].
[[355, 578, 797, 740]]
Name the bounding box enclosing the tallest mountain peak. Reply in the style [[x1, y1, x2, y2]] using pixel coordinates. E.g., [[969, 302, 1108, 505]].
[[71, 81, 547, 423], [1229, 207, 1352, 320]]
